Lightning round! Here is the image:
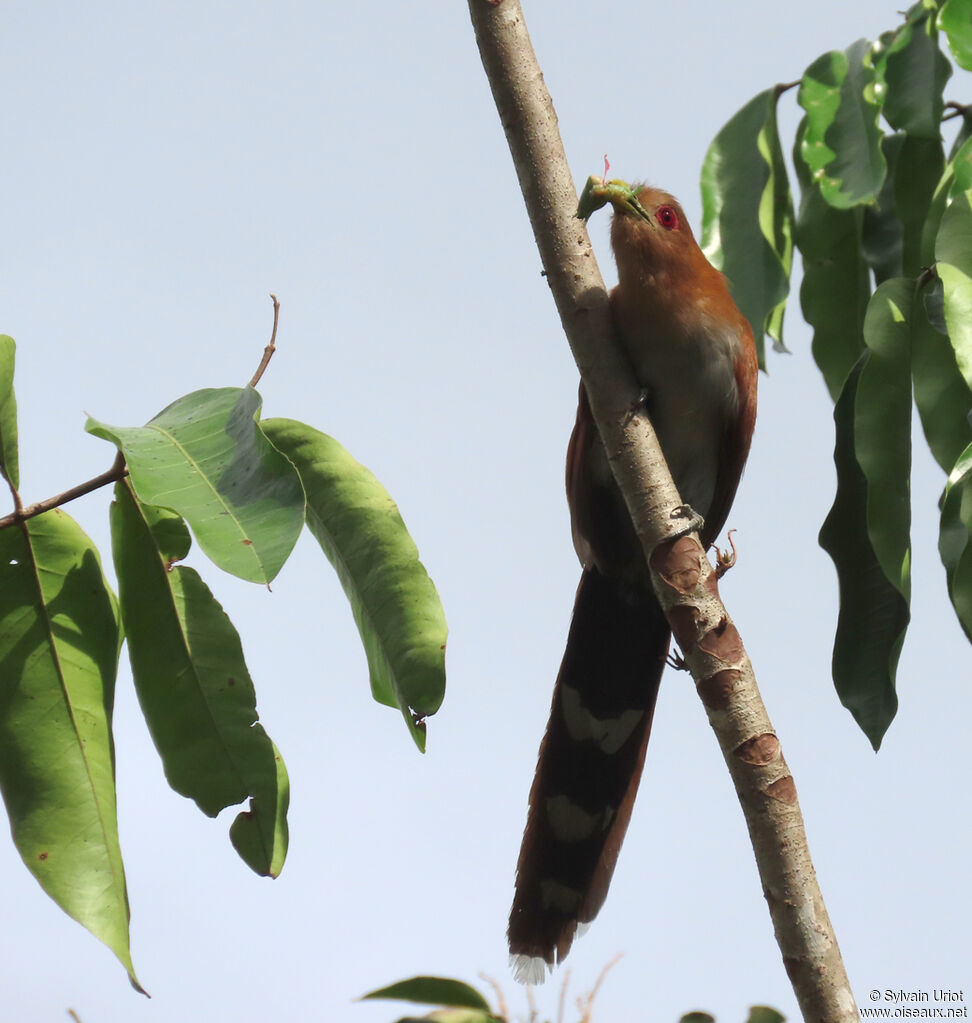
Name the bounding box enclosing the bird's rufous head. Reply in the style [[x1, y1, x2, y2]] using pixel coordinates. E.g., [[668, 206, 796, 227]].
[[608, 185, 703, 278], [576, 176, 704, 286]]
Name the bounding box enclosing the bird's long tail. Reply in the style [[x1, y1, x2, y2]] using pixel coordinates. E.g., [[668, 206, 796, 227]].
[[508, 567, 670, 982]]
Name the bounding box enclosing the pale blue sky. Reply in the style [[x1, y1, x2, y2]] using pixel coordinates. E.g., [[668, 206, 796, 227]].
[[2, 3, 969, 1021]]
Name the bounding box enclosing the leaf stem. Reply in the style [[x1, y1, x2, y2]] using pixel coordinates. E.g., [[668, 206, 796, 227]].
[[0, 450, 127, 531], [247, 293, 280, 389]]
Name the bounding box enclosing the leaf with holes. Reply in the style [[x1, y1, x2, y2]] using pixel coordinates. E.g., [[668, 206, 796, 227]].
[[87, 387, 304, 585]]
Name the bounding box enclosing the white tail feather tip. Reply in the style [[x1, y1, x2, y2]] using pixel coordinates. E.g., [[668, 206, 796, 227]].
[[510, 954, 550, 986]]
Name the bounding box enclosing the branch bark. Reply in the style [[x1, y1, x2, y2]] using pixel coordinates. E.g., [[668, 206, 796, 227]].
[[0, 451, 128, 532], [467, 2, 858, 1019]]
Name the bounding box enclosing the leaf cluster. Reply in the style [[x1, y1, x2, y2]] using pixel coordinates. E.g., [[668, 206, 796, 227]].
[[699, 0, 972, 748], [0, 339, 447, 985]]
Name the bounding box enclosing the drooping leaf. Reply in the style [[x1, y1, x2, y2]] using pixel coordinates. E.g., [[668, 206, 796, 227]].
[[933, 188, 972, 640], [798, 39, 886, 209], [939, 0, 972, 70], [912, 274, 972, 473], [864, 4, 949, 278], [262, 418, 447, 752], [935, 189, 972, 392], [0, 511, 139, 988], [700, 87, 794, 365], [792, 117, 870, 400], [361, 977, 492, 1012], [819, 279, 914, 749], [863, 134, 944, 284], [110, 480, 288, 876], [920, 116, 972, 265], [228, 739, 289, 879], [940, 443, 972, 641], [87, 387, 304, 585], [0, 335, 19, 490], [861, 133, 906, 283], [895, 135, 946, 276], [877, 1, 952, 138]]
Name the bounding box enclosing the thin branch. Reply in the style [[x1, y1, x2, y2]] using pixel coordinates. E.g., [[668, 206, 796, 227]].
[[556, 968, 571, 1023], [247, 292, 280, 389], [467, 1, 858, 1020], [478, 972, 510, 1021], [0, 450, 127, 531], [943, 101, 969, 122], [578, 955, 622, 1023]]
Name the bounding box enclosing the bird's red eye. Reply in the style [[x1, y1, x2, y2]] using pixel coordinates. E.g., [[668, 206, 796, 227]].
[[656, 205, 679, 231]]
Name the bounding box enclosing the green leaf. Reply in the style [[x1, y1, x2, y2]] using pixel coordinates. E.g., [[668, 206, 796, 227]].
[[920, 117, 972, 265], [792, 117, 870, 400], [819, 279, 914, 749], [0, 335, 19, 490], [228, 739, 289, 879], [877, 1, 952, 138], [912, 275, 972, 473], [746, 1009, 786, 1023], [700, 87, 794, 366], [390, 1007, 495, 1020], [798, 39, 886, 208], [361, 977, 492, 1011], [87, 387, 304, 585], [0, 510, 140, 988], [862, 134, 944, 283], [679, 1014, 715, 1023], [939, 0, 972, 69], [940, 442, 972, 640], [894, 136, 945, 276], [936, 189, 972, 393], [262, 419, 447, 752], [110, 480, 288, 876], [861, 133, 906, 283]]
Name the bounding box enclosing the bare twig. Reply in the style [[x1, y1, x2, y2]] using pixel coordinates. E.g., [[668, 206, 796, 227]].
[[479, 972, 510, 1021], [0, 450, 127, 532], [556, 968, 571, 1023], [524, 983, 538, 1022], [247, 292, 280, 389], [577, 955, 622, 1023], [467, 1, 858, 1019], [943, 101, 969, 122]]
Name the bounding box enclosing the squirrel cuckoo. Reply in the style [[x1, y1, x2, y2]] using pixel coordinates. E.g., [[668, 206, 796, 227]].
[[508, 183, 758, 983]]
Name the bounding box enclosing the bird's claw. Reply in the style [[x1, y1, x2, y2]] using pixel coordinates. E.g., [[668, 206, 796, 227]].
[[666, 648, 689, 672], [712, 529, 738, 578], [667, 504, 704, 541]]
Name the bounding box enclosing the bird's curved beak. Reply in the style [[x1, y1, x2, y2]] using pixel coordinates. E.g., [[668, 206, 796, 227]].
[[576, 176, 652, 224]]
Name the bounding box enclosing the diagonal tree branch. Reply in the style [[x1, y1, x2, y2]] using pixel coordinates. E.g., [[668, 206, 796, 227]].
[[467, 1, 858, 1020]]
